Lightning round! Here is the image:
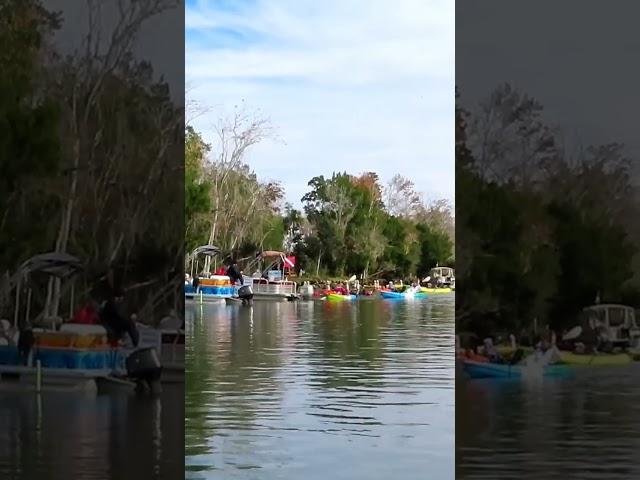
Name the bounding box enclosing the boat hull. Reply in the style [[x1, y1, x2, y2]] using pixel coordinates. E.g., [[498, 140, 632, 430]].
[[185, 284, 233, 302], [0, 364, 110, 393], [558, 351, 632, 366], [185, 292, 229, 303], [252, 292, 298, 301], [463, 360, 573, 379], [159, 331, 184, 383]]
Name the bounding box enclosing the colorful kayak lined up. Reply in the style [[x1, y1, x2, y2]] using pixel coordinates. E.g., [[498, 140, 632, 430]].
[[463, 360, 573, 379], [472, 346, 632, 367]]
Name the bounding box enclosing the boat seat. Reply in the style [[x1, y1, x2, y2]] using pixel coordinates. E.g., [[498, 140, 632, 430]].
[[59, 323, 108, 335]]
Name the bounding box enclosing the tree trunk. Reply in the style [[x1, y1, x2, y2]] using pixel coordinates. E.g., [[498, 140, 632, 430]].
[[204, 210, 219, 273]]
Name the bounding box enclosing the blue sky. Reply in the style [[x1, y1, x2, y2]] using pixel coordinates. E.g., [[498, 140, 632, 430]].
[[186, 0, 454, 207]]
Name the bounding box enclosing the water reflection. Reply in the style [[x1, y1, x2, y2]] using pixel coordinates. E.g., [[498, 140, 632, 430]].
[[185, 295, 455, 480], [0, 385, 183, 479], [457, 365, 640, 479]]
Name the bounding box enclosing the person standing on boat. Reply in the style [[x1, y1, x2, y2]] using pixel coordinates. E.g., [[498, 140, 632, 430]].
[[226, 259, 243, 286], [99, 287, 139, 348]]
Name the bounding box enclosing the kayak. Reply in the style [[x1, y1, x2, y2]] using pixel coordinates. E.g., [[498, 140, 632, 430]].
[[325, 293, 356, 301], [380, 291, 428, 299], [462, 360, 573, 379], [495, 346, 533, 357], [558, 351, 632, 366], [420, 287, 453, 294]]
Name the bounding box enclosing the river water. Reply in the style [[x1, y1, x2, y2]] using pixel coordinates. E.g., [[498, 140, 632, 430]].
[[185, 296, 454, 480], [457, 364, 640, 479], [0, 385, 184, 479]]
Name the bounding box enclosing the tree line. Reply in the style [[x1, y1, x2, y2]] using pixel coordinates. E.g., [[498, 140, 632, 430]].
[[456, 85, 640, 337], [185, 115, 454, 281], [0, 0, 183, 323]]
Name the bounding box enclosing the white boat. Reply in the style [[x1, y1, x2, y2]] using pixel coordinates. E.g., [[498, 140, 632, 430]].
[[237, 251, 298, 301], [155, 312, 184, 383], [581, 303, 640, 348], [424, 266, 455, 288]]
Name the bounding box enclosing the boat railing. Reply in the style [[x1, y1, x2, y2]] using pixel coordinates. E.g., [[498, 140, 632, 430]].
[[251, 280, 297, 296]]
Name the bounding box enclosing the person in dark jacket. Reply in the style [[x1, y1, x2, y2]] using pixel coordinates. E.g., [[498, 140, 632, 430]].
[[99, 288, 139, 347], [226, 259, 243, 286]]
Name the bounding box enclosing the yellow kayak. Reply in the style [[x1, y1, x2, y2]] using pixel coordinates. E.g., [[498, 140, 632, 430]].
[[420, 287, 453, 294], [558, 351, 632, 366]]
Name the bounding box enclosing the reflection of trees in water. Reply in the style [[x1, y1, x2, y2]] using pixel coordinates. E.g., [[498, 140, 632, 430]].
[[0, 391, 179, 480], [108, 393, 180, 480], [0, 394, 43, 478], [306, 301, 387, 390], [186, 303, 287, 458], [0, 393, 113, 478]]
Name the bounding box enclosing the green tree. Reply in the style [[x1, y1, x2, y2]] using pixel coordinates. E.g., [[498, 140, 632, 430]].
[[185, 126, 211, 254], [0, 0, 62, 272]]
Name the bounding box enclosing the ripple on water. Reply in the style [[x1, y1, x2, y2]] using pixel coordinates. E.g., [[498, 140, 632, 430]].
[[457, 364, 640, 479], [186, 296, 454, 480]]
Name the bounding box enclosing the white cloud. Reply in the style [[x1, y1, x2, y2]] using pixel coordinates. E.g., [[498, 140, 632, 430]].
[[186, 0, 454, 206]]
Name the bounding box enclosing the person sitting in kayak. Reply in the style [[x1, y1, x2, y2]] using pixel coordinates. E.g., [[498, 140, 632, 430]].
[[334, 283, 348, 295], [482, 337, 502, 363]]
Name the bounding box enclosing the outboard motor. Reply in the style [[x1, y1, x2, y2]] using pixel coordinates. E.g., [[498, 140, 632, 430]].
[[126, 347, 163, 395], [299, 282, 314, 300], [237, 285, 253, 306]]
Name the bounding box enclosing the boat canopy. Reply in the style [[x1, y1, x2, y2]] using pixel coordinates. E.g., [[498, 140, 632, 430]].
[[260, 251, 294, 268], [18, 252, 83, 278], [191, 245, 221, 258], [430, 266, 454, 277], [261, 250, 285, 258]]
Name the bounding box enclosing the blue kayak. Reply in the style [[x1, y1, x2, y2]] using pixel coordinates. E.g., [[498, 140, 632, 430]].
[[380, 291, 427, 299], [463, 360, 573, 379]]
